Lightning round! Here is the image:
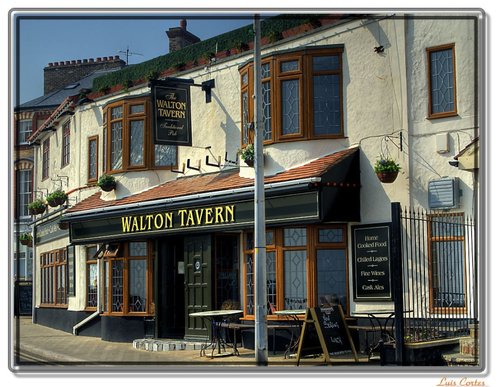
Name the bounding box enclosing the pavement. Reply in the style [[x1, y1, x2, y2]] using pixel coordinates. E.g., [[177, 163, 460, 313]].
[[10, 316, 363, 372]]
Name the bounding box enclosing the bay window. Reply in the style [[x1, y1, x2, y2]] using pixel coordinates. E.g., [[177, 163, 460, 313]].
[[240, 47, 344, 146], [243, 225, 348, 319], [103, 96, 177, 173], [102, 241, 152, 316]]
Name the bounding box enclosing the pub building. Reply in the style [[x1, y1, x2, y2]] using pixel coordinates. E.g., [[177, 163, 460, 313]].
[[27, 14, 480, 359]]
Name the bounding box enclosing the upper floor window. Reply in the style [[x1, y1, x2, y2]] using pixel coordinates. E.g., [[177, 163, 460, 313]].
[[88, 136, 98, 183], [16, 169, 32, 218], [103, 96, 177, 173], [17, 119, 32, 144], [42, 138, 50, 181], [61, 121, 71, 167], [427, 44, 457, 119], [239, 47, 344, 146]]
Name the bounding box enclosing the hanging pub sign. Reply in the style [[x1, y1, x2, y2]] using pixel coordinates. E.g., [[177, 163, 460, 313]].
[[151, 79, 193, 146], [351, 223, 392, 301]]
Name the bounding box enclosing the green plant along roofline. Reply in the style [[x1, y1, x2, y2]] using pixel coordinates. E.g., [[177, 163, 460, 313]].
[[92, 14, 336, 93]]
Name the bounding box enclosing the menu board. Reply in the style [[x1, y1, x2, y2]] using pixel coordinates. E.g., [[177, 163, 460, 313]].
[[352, 224, 392, 301]]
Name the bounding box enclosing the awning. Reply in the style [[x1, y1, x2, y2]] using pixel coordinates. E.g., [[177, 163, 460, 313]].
[[63, 147, 360, 244]]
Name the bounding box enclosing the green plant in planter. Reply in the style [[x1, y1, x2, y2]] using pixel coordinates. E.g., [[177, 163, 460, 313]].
[[374, 157, 401, 183], [238, 143, 255, 166], [97, 174, 117, 192], [19, 232, 33, 246], [28, 198, 47, 215], [46, 189, 68, 207]]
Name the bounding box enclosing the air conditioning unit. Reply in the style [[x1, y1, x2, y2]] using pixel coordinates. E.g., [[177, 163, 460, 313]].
[[428, 177, 460, 209]]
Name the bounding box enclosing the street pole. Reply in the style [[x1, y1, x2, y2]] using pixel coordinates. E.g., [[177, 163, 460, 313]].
[[253, 14, 268, 366]]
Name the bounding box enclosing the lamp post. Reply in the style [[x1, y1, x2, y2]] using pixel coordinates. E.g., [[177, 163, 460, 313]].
[[253, 14, 268, 366]]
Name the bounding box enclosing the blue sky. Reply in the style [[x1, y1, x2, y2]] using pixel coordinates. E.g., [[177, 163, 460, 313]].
[[14, 12, 255, 104]]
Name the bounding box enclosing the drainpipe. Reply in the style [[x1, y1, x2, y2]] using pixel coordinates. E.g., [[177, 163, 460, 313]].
[[73, 246, 101, 335]]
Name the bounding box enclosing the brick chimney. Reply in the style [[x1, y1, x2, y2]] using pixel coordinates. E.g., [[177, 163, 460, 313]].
[[43, 55, 126, 95], [166, 19, 201, 53]]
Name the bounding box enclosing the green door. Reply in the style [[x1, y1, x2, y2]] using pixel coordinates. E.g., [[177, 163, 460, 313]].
[[184, 234, 212, 340]]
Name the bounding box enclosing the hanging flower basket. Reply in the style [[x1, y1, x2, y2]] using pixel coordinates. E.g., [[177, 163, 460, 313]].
[[19, 233, 33, 247], [58, 221, 69, 230], [238, 144, 255, 167], [46, 189, 68, 207], [28, 199, 47, 215], [376, 171, 399, 183], [97, 174, 117, 192], [374, 157, 401, 184]]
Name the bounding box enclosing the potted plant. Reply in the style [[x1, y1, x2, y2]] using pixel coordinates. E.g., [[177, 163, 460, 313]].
[[28, 198, 47, 215], [46, 189, 67, 207], [238, 143, 255, 167], [19, 232, 33, 247], [374, 157, 401, 183], [97, 174, 117, 192]]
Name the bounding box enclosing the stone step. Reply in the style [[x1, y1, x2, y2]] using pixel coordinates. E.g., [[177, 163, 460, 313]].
[[459, 337, 479, 356], [133, 338, 207, 352]]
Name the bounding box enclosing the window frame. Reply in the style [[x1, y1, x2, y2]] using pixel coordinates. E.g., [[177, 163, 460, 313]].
[[41, 138, 50, 181], [428, 213, 468, 314], [426, 43, 458, 119], [16, 168, 33, 219], [40, 248, 68, 308], [86, 246, 99, 310], [61, 120, 71, 168], [87, 135, 99, 183], [242, 224, 348, 321], [103, 96, 177, 174], [17, 119, 33, 145], [239, 47, 345, 147], [101, 241, 153, 317]]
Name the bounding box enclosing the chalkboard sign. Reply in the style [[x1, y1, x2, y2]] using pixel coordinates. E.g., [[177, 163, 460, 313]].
[[352, 223, 392, 301], [16, 281, 32, 316], [296, 305, 358, 365]]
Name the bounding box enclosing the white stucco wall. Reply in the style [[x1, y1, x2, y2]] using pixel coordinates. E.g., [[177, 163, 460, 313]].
[[406, 16, 478, 215]]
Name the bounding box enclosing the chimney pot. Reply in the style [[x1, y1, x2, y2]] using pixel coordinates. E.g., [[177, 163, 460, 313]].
[[48, 62, 53, 67], [71, 60, 76, 64], [83, 59, 88, 63], [65, 61, 70, 65], [180, 19, 187, 29], [77, 59, 82, 64]]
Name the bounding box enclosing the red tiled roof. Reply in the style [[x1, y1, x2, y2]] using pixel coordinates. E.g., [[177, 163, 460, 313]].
[[67, 147, 358, 214]]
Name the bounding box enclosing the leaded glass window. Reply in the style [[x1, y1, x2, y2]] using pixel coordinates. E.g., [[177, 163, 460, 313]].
[[110, 121, 123, 170], [88, 137, 98, 181], [129, 259, 147, 312], [281, 79, 300, 135], [428, 45, 456, 117], [112, 260, 124, 312], [129, 120, 144, 166], [313, 74, 341, 135], [317, 250, 346, 308], [154, 144, 177, 166], [284, 250, 307, 310], [245, 253, 254, 315]]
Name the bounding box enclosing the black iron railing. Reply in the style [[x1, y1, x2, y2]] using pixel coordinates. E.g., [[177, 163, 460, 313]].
[[399, 207, 478, 343]]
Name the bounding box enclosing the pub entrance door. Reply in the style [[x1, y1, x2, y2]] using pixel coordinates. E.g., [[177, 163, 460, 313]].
[[184, 234, 212, 340]]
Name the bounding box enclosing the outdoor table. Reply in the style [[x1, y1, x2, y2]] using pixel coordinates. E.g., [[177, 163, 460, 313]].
[[273, 309, 306, 358], [189, 309, 243, 358]]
